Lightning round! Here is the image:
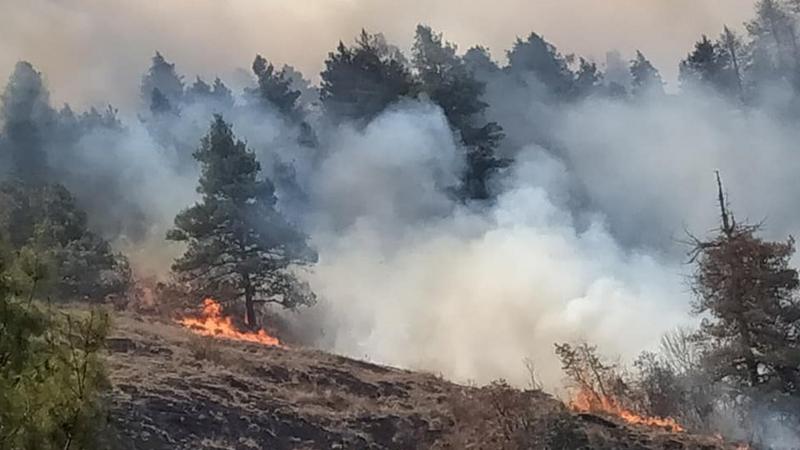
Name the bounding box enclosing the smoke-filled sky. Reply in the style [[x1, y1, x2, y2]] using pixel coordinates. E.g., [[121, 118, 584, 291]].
[[2, 0, 754, 107], [5, 0, 800, 406]]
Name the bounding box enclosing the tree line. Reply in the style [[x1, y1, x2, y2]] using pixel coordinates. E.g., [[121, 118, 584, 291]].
[[1, 1, 800, 447]]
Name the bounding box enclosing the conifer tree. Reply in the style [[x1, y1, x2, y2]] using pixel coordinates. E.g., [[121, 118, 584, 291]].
[[507, 32, 575, 98], [689, 173, 800, 434], [140, 52, 184, 115], [167, 116, 316, 329], [412, 25, 506, 199], [630, 51, 665, 96], [320, 30, 415, 124], [0, 61, 55, 182], [246, 55, 302, 120]]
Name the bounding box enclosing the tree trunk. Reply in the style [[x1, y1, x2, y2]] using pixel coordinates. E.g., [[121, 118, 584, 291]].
[[724, 27, 745, 103], [243, 274, 258, 330]]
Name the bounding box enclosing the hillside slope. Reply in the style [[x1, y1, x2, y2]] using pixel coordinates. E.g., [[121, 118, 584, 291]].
[[101, 312, 741, 450]]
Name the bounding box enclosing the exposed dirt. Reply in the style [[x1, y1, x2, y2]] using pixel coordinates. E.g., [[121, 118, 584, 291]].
[[99, 311, 746, 450]]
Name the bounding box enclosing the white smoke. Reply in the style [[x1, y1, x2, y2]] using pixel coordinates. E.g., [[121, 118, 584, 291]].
[[300, 102, 693, 388]]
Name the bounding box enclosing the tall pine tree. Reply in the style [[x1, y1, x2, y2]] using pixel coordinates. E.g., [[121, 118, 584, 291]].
[[0, 61, 55, 182], [412, 25, 506, 200], [167, 116, 316, 329], [630, 51, 665, 97]]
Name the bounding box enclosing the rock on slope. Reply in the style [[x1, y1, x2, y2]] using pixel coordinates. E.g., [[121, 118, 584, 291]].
[[101, 312, 740, 450]]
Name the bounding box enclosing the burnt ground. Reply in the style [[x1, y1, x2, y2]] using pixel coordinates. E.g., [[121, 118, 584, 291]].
[[98, 311, 744, 450]]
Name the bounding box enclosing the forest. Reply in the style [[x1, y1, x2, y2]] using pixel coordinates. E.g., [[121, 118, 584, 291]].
[[2, 0, 800, 448]]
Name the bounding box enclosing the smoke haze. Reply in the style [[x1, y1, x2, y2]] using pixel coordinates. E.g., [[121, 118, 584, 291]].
[[4, 6, 800, 446], [2, 0, 754, 107]]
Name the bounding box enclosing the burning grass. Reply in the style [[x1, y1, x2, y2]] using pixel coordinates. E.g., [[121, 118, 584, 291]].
[[568, 387, 685, 432], [177, 298, 281, 347]]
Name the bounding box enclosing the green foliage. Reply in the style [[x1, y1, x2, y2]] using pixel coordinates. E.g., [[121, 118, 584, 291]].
[[246, 55, 303, 119], [0, 239, 110, 450], [321, 30, 416, 124], [0, 181, 132, 302], [168, 115, 316, 329], [679, 34, 743, 98], [412, 25, 507, 200], [0, 61, 55, 182]]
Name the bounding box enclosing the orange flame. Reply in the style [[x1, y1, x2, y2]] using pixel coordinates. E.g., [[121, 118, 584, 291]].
[[569, 388, 685, 432], [178, 298, 281, 347]]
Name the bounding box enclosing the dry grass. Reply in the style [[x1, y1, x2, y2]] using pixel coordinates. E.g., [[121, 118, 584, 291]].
[[97, 308, 737, 450]]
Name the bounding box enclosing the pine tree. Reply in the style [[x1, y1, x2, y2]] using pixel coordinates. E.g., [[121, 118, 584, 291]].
[[679, 33, 745, 101], [463, 46, 501, 80], [246, 55, 302, 119], [167, 116, 316, 329], [186, 76, 234, 110], [186, 77, 212, 100], [689, 173, 800, 433], [0, 182, 132, 301], [573, 57, 604, 98], [630, 51, 664, 96], [320, 30, 415, 124], [412, 25, 507, 199], [507, 33, 575, 98], [140, 51, 184, 114], [0, 61, 55, 182]]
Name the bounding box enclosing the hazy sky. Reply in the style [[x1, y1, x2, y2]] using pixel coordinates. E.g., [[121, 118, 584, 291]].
[[1, 0, 755, 108]]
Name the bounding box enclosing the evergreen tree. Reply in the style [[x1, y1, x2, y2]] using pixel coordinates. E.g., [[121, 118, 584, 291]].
[[679, 32, 745, 101], [463, 46, 501, 79], [211, 78, 235, 109], [412, 25, 486, 135], [167, 116, 316, 329], [246, 55, 302, 119], [186, 77, 212, 100], [186, 76, 234, 110], [573, 57, 604, 98], [630, 51, 665, 96], [0, 182, 132, 301], [689, 173, 800, 436], [679, 35, 738, 96], [0, 61, 55, 182], [412, 25, 507, 199], [247, 56, 317, 146], [320, 30, 415, 124], [140, 52, 184, 114], [507, 32, 575, 98]]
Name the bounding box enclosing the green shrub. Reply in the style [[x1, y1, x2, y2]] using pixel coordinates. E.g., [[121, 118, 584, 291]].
[[0, 239, 110, 450]]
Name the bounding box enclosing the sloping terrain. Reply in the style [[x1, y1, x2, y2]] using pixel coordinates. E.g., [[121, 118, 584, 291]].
[[100, 312, 742, 450]]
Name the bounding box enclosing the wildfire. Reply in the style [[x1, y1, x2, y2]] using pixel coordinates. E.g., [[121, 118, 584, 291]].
[[569, 388, 685, 432], [178, 298, 281, 347]]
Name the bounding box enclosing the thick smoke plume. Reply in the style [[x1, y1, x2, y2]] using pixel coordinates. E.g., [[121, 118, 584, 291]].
[[3, 1, 800, 445]]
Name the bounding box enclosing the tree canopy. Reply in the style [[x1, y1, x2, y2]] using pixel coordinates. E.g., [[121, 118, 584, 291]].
[[167, 115, 316, 328], [320, 30, 416, 124]]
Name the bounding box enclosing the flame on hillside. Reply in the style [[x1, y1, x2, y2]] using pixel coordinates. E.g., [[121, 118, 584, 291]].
[[178, 298, 281, 347], [570, 388, 685, 432]]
